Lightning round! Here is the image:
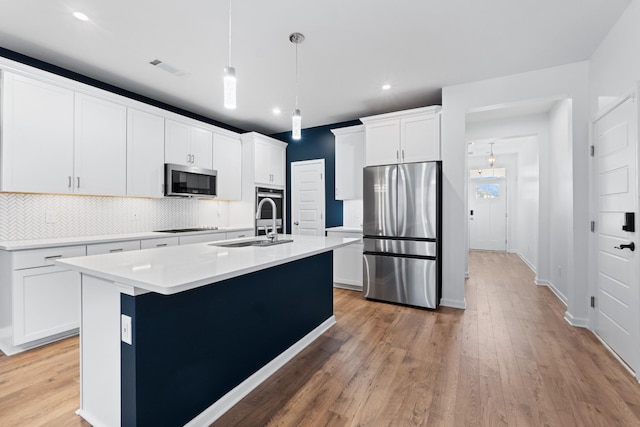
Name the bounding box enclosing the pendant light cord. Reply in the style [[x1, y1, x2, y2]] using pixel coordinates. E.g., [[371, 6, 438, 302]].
[[295, 42, 299, 109], [228, 0, 232, 65]]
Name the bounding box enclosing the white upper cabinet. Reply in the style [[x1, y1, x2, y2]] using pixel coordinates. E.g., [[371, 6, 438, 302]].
[[127, 108, 165, 198], [213, 132, 242, 200], [1, 71, 75, 194], [361, 106, 441, 166], [331, 125, 365, 200], [242, 132, 287, 187], [165, 119, 213, 169], [74, 93, 127, 196]]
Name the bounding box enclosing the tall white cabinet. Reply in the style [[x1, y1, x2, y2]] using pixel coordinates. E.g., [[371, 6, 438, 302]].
[[0, 72, 75, 193], [361, 106, 441, 166], [127, 108, 165, 198], [213, 133, 242, 200], [332, 125, 365, 200]]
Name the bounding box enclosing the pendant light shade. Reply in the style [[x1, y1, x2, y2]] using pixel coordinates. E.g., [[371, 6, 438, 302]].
[[224, 66, 236, 109], [292, 109, 302, 140], [488, 142, 495, 167], [223, 0, 236, 109], [290, 32, 305, 140]]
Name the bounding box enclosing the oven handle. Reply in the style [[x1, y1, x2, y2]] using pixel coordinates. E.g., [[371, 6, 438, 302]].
[[257, 192, 283, 199]]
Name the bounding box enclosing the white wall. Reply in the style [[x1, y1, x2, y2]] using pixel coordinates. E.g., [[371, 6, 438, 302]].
[[590, 0, 640, 111], [441, 62, 590, 322]]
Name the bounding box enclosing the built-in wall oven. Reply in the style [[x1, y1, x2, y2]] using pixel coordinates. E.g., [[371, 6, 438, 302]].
[[255, 187, 284, 235]]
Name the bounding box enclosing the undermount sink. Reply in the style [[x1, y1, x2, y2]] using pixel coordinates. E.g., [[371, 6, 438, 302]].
[[210, 239, 294, 248]]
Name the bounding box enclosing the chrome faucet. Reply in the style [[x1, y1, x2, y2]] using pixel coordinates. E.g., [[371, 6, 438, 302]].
[[256, 197, 278, 242]]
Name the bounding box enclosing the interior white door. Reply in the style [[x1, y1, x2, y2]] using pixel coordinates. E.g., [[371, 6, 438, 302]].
[[594, 94, 639, 375], [469, 177, 507, 251], [291, 159, 325, 236]]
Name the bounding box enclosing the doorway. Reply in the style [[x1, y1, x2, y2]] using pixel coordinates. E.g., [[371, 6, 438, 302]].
[[469, 170, 507, 251], [290, 159, 325, 236]]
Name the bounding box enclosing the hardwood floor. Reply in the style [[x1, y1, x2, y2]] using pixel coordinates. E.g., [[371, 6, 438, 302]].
[[1, 251, 639, 426]]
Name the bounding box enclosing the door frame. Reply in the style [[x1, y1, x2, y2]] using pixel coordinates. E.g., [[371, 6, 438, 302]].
[[290, 159, 326, 236], [588, 86, 640, 380]]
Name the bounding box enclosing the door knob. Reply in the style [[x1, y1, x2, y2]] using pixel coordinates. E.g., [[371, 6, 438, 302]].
[[615, 242, 635, 251], [294, 221, 299, 226]]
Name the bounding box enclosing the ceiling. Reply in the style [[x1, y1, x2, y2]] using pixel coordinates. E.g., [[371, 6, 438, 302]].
[[0, 0, 630, 135]]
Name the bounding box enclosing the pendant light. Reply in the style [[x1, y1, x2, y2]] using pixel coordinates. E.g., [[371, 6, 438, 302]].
[[290, 32, 305, 140], [488, 142, 495, 167], [223, 0, 236, 109]]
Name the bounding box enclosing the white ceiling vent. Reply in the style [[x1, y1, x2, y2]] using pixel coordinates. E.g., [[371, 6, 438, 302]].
[[149, 59, 188, 77]]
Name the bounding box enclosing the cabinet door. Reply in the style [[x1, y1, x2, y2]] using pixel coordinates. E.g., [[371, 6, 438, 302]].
[[1, 72, 74, 193], [127, 109, 165, 197], [268, 143, 286, 187], [213, 133, 242, 200], [401, 114, 441, 162], [364, 120, 400, 166], [334, 128, 364, 200], [165, 120, 191, 165], [253, 139, 271, 185], [190, 126, 213, 169], [12, 267, 80, 345], [74, 93, 127, 196]]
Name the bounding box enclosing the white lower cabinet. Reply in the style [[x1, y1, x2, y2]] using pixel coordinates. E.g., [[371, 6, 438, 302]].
[[326, 229, 363, 290], [225, 229, 254, 239], [86, 240, 140, 256], [0, 245, 86, 355], [140, 237, 179, 249]]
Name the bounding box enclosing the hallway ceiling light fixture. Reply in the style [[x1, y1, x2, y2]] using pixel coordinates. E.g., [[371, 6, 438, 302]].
[[223, 0, 236, 109], [290, 32, 305, 140], [488, 142, 495, 167]]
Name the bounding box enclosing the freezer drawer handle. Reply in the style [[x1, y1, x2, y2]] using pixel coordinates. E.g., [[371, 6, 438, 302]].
[[363, 251, 436, 261]]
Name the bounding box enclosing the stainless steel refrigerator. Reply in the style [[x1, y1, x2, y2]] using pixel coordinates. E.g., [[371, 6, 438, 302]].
[[363, 161, 442, 309]]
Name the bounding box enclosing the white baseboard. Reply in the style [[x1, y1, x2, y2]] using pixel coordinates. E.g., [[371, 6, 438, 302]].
[[184, 316, 337, 427], [440, 298, 467, 309], [534, 278, 549, 286], [564, 311, 588, 328], [515, 251, 536, 274], [333, 283, 363, 292], [0, 328, 78, 356], [538, 280, 568, 306], [592, 331, 637, 380]]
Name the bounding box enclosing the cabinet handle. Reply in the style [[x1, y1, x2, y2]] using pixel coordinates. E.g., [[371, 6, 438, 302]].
[[396, 150, 399, 161], [68, 176, 72, 189], [77, 177, 81, 188], [187, 154, 191, 163], [192, 154, 195, 163], [237, 234, 246, 238], [402, 149, 405, 160], [156, 243, 168, 247], [45, 255, 63, 260], [109, 248, 124, 253]]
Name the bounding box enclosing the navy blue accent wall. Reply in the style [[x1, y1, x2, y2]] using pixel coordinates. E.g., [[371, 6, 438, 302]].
[[120, 252, 333, 427], [271, 120, 361, 233], [0, 46, 244, 133]]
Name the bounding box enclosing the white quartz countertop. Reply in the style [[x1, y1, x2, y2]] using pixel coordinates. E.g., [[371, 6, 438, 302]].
[[0, 227, 253, 251], [57, 234, 358, 295]]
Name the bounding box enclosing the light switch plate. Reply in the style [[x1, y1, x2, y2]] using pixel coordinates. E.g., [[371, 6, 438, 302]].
[[121, 314, 132, 345]]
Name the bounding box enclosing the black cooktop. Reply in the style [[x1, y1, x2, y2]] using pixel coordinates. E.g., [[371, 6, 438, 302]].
[[154, 227, 219, 233]]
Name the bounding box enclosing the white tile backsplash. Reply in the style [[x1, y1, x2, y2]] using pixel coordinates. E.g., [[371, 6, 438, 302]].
[[343, 199, 363, 228], [0, 193, 234, 241]]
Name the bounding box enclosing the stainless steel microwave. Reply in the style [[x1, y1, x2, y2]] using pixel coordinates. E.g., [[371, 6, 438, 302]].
[[164, 163, 217, 198]]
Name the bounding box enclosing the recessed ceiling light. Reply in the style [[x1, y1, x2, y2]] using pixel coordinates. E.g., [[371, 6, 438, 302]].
[[382, 84, 391, 90], [272, 107, 281, 115], [72, 11, 90, 21]]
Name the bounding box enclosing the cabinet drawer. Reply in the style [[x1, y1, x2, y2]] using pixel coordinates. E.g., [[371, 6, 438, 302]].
[[225, 229, 253, 240], [12, 245, 87, 270], [86, 240, 140, 256], [140, 237, 179, 249]]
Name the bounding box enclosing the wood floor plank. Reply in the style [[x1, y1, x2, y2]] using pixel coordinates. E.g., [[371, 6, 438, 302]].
[[2, 251, 640, 426]]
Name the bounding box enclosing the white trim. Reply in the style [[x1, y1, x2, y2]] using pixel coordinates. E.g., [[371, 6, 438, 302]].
[[515, 251, 536, 274], [534, 278, 550, 286], [592, 90, 636, 123], [333, 283, 363, 292], [546, 281, 568, 306], [592, 331, 637, 380], [184, 316, 337, 427], [75, 410, 108, 427], [564, 311, 588, 328], [440, 298, 467, 309], [360, 105, 441, 123]]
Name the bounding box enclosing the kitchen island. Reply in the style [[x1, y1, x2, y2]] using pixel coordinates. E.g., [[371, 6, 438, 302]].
[[57, 234, 358, 427]]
